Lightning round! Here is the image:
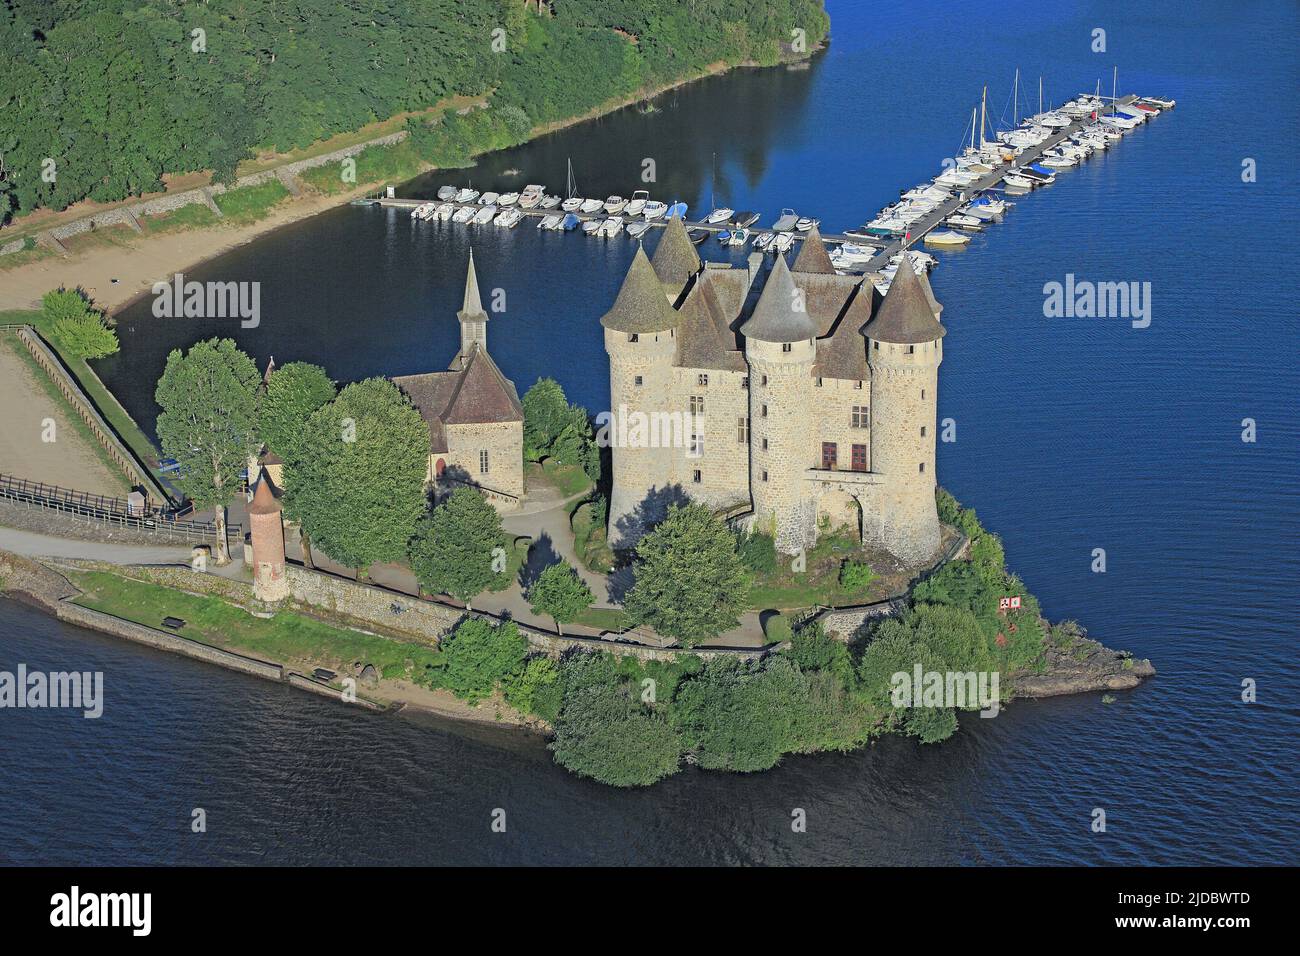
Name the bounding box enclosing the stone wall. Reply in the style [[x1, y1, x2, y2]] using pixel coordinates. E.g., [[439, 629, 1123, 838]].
[[284, 564, 463, 642], [443, 419, 524, 502]]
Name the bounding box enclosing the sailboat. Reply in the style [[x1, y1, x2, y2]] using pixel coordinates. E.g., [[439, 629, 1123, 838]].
[[560, 159, 584, 212]]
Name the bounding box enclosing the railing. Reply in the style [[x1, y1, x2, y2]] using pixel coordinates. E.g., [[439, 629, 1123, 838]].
[[0, 472, 240, 543]]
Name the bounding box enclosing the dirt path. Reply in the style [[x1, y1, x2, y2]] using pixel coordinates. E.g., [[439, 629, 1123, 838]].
[[0, 340, 125, 494]]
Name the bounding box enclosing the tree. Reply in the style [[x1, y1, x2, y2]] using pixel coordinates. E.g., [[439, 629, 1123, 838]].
[[43, 289, 118, 359], [286, 377, 428, 571], [622, 503, 749, 646], [407, 486, 505, 609], [258, 361, 336, 464], [521, 377, 570, 461], [434, 617, 528, 703], [154, 338, 259, 563], [527, 560, 593, 635]]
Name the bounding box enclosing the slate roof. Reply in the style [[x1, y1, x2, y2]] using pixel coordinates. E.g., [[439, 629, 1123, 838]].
[[457, 248, 488, 324], [393, 346, 521, 455], [675, 281, 748, 372], [600, 245, 680, 333], [813, 282, 874, 381], [651, 215, 702, 291], [739, 254, 819, 343], [791, 226, 836, 274], [860, 256, 947, 344]]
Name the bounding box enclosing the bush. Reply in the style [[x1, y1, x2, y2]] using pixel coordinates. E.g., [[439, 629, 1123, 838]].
[[838, 559, 878, 592], [434, 617, 528, 703], [502, 656, 560, 721], [787, 622, 855, 687], [736, 531, 777, 574], [43, 289, 118, 359], [763, 613, 792, 643]]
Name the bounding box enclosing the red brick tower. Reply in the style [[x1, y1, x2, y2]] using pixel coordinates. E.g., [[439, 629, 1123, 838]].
[[248, 475, 288, 602]]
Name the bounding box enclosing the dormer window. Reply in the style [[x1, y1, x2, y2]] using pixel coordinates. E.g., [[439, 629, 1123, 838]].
[[782, 343, 792, 353], [628, 333, 639, 343]]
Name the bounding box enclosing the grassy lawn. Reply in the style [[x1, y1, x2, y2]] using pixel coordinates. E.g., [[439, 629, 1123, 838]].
[[139, 203, 220, 235], [571, 500, 614, 573], [745, 530, 886, 612], [69, 569, 442, 676], [528, 458, 592, 499], [299, 140, 426, 195], [573, 606, 629, 632], [213, 180, 291, 224], [0, 241, 54, 272]]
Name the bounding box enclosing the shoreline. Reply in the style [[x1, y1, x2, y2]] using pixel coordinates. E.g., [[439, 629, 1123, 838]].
[[0, 52, 820, 317]]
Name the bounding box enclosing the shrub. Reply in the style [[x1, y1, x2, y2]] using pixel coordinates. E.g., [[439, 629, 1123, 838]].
[[736, 530, 777, 574], [763, 613, 792, 643], [502, 656, 560, 720], [838, 559, 879, 592], [43, 289, 118, 359], [435, 618, 528, 703]]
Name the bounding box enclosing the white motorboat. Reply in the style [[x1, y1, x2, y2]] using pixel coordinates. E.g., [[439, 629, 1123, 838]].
[[924, 230, 971, 247], [435, 203, 455, 220], [538, 214, 561, 230], [436, 185, 458, 201], [539, 194, 561, 209], [727, 227, 749, 246], [626, 221, 651, 239], [1039, 153, 1075, 168], [603, 195, 628, 214], [771, 208, 799, 232], [582, 219, 602, 235], [945, 214, 983, 230], [774, 232, 795, 253], [471, 205, 497, 224], [835, 242, 876, 262], [600, 216, 624, 237], [518, 193, 542, 209], [705, 207, 734, 224], [1140, 96, 1176, 109], [494, 208, 523, 227], [498, 192, 520, 206], [580, 197, 604, 214], [795, 217, 819, 232], [478, 191, 500, 205], [754, 232, 776, 250], [642, 200, 668, 221], [454, 188, 479, 203], [451, 205, 476, 223], [1002, 174, 1036, 189], [561, 197, 584, 212], [625, 190, 649, 217]]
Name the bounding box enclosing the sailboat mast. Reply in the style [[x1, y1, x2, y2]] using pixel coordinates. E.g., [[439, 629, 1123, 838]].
[[1013, 68, 1020, 125], [1038, 76, 1043, 115], [970, 106, 977, 152], [979, 86, 987, 148], [1112, 66, 1118, 114]]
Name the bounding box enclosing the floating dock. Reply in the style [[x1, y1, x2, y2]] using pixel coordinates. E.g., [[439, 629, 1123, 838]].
[[360, 94, 1151, 277]]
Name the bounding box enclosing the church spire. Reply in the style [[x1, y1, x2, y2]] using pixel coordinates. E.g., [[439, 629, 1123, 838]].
[[457, 248, 489, 363]]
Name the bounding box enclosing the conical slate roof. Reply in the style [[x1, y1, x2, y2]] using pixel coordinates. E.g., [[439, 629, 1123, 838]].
[[651, 214, 701, 290], [740, 254, 818, 343], [791, 226, 836, 274], [457, 248, 488, 324], [600, 245, 680, 333], [861, 256, 946, 344]]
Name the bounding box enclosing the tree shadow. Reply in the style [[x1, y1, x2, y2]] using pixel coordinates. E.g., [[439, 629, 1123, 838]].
[[518, 530, 559, 592], [613, 483, 690, 545]]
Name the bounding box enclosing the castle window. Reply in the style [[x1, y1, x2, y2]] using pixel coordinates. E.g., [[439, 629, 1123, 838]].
[[737, 417, 748, 443], [629, 333, 639, 343], [762, 471, 769, 482], [921, 388, 926, 399], [689, 395, 705, 416], [782, 343, 793, 353], [479, 450, 489, 474], [697, 373, 709, 387], [689, 434, 703, 457], [822, 442, 838, 470], [852, 444, 867, 471], [816, 377, 823, 387], [741, 376, 749, 388], [873, 341, 879, 351], [761, 404, 768, 418], [921, 426, 926, 437], [852, 406, 869, 428], [761, 375, 768, 386], [907, 345, 915, 355], [692, 469, 702, 484], [919, 462, 925, 473], [634, 375, 643, 386], [855, 380, 863, 389], [762, 438, 768, 450]]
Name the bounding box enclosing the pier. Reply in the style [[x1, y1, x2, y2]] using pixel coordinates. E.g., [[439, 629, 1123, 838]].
[[359, 94, 1147, 277]]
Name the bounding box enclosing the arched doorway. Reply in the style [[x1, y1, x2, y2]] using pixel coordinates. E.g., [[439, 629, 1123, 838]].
[[817, 489, 862, 543], [435, 458, 446, 478]]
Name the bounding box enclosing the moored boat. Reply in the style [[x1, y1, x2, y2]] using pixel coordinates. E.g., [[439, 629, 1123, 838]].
[[924, 230, 971, 246]]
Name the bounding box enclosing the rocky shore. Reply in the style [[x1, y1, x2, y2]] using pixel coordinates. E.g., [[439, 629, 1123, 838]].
[[1012, 627, 1156, 698]]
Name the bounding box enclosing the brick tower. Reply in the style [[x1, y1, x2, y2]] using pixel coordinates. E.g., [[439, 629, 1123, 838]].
[[248, 475, 289, 602]]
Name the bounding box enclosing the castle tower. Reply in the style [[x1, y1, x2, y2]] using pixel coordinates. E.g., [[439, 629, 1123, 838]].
[[602, 244, 681, 548], [248, 475, 289, 602], [861, 257, 944, 564], [741, 254, 818, 555], [791, 225, 837, 275], [456, 248, 488, 366], [650, 214, 701, 303]]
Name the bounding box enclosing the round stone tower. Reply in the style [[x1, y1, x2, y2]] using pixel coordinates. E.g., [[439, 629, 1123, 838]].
[[862, 256, 945, 565], [248, 474, 289, 602], [602, 244, 681, 549], [741, 254, 818, 555]]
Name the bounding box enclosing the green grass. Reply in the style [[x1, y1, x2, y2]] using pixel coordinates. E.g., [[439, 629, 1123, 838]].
[[139, 203, 219, 234], [0, 241, 54, 272], [299, 140, 427, 195], [213, 180, 291, 224], [69, 569, 442, 676], [0, 333, 133, 494], [487, 535, 532, 593], [571, 500, 614, 572], [744, 530, 884, 612], [573, 606, 629, 632]]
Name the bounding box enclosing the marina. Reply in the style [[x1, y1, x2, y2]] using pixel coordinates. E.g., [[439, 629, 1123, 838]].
[[358, 92, 1168, 284]]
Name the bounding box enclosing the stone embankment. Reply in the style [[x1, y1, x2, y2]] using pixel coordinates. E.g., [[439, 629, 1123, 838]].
[[1012, 632, 1156, 698]]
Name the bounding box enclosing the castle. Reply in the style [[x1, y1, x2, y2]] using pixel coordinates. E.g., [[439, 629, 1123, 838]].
[[601, 216, 946, 565]]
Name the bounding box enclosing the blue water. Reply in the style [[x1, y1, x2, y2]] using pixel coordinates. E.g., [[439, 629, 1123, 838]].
[[5, 0, 1297, 864]]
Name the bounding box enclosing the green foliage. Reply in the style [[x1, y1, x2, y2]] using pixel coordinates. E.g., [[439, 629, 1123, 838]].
[[258, 362, 336, 464], [212, 181, 289, 224], [904, 705, 958, 744], [623, 503, 749, 645], [408, 487, 506, 607], [522, 378, 598, 477], [527, 560, 594, 634], [787, 622, 855, 688], [42, 289, 118, 359], [736, 530, 777, 574], [502, 656, 561, 722], [763, 613, 792, 643], [572, 497, 614, 572], [550, 653, 682, 787], [433, 617, 529, 704], [154, 338, 260, 509], [285, 377, 428, 569], [838, 559, 879, 592]]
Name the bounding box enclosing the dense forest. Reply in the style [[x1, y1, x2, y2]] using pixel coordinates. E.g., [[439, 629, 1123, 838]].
[[0, 0, 828, 223]]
